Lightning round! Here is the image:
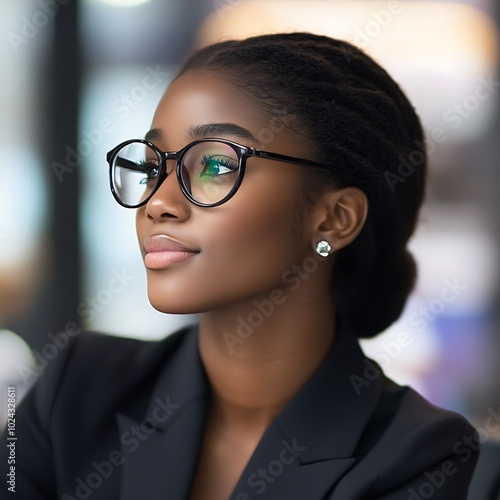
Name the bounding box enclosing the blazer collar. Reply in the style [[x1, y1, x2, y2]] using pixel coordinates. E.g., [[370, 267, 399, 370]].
[[230, 322, 384, 498], [116, 322, 384, 500], [117, 326, 209, 500]]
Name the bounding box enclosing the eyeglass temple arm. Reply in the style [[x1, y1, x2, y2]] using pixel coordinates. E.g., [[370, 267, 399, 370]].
[[251, 149, 332, 171], [112, 156, 151, 173]]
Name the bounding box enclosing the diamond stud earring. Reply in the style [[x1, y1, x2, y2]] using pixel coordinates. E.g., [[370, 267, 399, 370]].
[[315, 240, 332, 258]]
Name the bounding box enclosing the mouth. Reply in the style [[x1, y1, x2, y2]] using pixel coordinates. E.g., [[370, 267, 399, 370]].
[[143, 235, 199, 270]]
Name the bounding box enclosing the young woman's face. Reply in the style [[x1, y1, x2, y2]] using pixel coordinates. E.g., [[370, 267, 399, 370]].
[[136, 71, 318, 314]]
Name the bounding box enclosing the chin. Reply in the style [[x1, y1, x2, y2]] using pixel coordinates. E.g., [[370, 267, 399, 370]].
[[147, 290, 214, 315], [148, 295, 198, 315], [147, 286, 247, 315]]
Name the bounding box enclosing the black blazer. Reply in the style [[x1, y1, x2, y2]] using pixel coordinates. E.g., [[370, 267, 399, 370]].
[[1, 324, 479, 499]]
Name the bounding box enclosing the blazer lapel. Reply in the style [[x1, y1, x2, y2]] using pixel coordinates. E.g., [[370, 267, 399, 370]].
[[116, 327, 209, 500], [114, 321, 385, 500], [229, 423, 356, 499], [229, 322, 384, 499]]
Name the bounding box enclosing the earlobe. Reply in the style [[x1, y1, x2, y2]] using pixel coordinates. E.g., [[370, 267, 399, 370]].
[[314, 187, 368, 252]]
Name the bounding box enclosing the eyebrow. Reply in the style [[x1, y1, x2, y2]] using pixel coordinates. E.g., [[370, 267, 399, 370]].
[[144, 128, 164, 142], [188, 123, 258, 143], [144, 123, 259, 147]]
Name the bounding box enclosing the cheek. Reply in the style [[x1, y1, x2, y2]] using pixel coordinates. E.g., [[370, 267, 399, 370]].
[[142, 167, 310, 314], [206, 188, 298, 280]]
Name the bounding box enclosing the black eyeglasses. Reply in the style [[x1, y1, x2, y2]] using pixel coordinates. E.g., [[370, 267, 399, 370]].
[[106, 138, 333, 208]]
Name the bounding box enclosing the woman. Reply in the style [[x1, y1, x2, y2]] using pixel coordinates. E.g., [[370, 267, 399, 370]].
[[1, 33, 478, 499]]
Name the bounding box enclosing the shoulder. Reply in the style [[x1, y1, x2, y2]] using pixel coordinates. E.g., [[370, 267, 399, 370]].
[[2, 325, 197, 498], [376, 379, 477, 463], [347, 378, 479, 498], [32, 325, 195, 429]]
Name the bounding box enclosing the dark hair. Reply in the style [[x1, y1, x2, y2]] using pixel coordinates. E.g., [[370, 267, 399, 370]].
[[177, 32, 427, 338]]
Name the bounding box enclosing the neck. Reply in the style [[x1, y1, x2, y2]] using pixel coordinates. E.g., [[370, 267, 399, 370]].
[[198, 289, 336, 440]]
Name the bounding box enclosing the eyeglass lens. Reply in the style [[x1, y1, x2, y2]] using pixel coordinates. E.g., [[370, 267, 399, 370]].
[[111, 140, 241, 207]]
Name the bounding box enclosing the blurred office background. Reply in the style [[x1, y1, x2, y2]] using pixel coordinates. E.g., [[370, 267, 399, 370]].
[[0, 0, 499, 443]]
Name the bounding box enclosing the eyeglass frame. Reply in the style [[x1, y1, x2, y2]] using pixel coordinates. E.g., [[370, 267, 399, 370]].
[[106, 137, 334, 208]]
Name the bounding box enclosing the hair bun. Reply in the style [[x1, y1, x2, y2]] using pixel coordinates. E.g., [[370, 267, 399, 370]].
[[337, 247, 417, 338]]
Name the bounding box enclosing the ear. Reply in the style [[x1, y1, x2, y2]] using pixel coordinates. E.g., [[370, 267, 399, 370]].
[[311, 187, 368, 253]]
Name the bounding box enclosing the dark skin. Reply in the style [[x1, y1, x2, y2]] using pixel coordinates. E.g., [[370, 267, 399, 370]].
[[135, 71, 368, 499]]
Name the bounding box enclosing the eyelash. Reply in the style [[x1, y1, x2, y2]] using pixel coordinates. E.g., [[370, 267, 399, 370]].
[[138, 161, 159, 184], [200, 154, 238, 173]]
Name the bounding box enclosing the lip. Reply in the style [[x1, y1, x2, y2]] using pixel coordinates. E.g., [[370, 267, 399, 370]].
[[143, 234, 199, 270]]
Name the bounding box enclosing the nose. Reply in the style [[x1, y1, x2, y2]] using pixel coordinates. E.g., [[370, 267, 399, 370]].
[[144, 160, 191, 222]]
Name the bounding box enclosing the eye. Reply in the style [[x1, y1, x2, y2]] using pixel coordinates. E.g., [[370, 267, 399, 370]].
[[199, 155, 238, 177], [138, 160, 160, 185]]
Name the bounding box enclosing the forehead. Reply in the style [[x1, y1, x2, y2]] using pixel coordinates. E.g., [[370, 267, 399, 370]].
[[150, 71, 265, 145], [149, 70, 310, 161]]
